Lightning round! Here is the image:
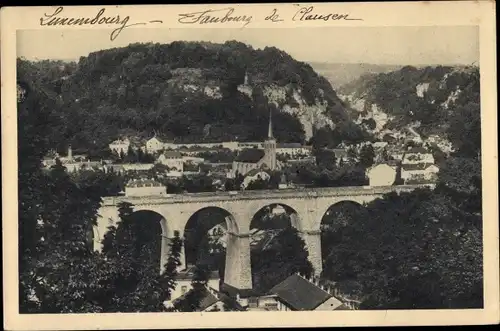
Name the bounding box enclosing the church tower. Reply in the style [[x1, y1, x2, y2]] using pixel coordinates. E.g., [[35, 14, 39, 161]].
[[67, 144, 73, 162], [263, 110, 277, 170]]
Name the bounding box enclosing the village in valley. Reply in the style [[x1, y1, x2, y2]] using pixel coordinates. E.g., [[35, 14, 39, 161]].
[[17, 23, 482, 313], [44, 110, 442, 195], [40, 110, 444, 312]]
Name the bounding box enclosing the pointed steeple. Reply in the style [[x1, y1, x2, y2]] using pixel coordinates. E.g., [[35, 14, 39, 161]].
[[268, 109, 274, 139]]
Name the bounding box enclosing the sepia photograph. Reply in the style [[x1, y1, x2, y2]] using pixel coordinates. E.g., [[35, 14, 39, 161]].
[[2, 2, 498, 329]]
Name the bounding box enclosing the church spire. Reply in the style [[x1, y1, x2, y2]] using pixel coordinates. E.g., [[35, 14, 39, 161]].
[[268, 109, 274, 139]]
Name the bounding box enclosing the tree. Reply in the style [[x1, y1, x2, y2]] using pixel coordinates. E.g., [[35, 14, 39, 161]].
[[136, 148, 145, 163], [246, 177, 270, 190], [172, 264, 210, 312], [125, 145, 137, 163], [163, 231, 183, 305], [251, 225, 313, 294], [359, 144, 375, 168], [24, 159, 104, 313], [322, 188, 483, 309], [268, 170, 282, 189], [17, 59, 184, 314], [314, 148, 337, 171], [447, 103, 480, 158]]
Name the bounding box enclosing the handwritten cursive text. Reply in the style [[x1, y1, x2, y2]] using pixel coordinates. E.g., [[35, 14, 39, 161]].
[[265, 8, 284, 23], [292, 6, 363, 22], [39, 7, 163, 41], [178, 7, 252, 27]]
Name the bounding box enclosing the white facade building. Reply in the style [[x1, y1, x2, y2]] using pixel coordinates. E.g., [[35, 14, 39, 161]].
[[157, 151, 184, 172], [145, 137, 164, 153], [402, 147, 435, 165], [124, 179, 167, 197], [401, 163, 440, 184], [400, 147, 439, 184], [276, 143, 312, 158], [109, 138, 130, 155], [367, 163, 398, 187]]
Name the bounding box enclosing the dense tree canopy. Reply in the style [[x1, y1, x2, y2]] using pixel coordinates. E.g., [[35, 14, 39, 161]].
[[18, 57, 185, 313], [320, 78, 483, 308], [340, 65, 480, 138], [18, 41, 366, 156], [251, 226, 313, 295]]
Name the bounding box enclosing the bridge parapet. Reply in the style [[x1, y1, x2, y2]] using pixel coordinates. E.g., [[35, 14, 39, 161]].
[[101, 184, 431, 206]]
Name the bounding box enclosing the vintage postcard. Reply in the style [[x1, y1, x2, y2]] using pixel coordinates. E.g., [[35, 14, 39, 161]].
[[2, 1, 498, 329]]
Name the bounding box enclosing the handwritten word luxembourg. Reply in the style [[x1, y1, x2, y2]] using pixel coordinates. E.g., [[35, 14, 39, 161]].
[[39, 7, 161, 41]]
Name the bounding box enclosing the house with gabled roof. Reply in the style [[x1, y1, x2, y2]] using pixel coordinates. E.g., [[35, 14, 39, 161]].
[[401, 163, 439, 184], [247, 273, 356, 311], [169, 285, 245, 312], [400, 147, 439, 184], [157, 150, 184, 172], [145, 136, 164, 154]]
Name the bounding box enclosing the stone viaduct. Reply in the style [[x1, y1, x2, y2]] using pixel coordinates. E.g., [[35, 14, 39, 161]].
[[94, 184, 428, 294]]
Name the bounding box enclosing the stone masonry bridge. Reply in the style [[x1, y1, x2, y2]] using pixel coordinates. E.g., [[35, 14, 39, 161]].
[[94, 184, 430, 294]]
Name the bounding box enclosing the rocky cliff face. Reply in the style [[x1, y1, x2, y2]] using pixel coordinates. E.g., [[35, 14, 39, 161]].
[[35, 40, 359, 148], [337, 65, 479, 153]]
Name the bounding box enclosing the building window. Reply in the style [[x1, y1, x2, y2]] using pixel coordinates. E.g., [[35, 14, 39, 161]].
[[248, 297, 259, 308], [265, 302, 278, 311]]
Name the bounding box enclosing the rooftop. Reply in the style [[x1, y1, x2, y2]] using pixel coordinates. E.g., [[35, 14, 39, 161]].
[[276, 143, 306, 149], [406, 147, 431, 154], [172, 286, 245, 312], [235, 148, 265, 163], [401, 163, 437, 171], [268, 274, 337, 310], [161, 151, 183, 158], [126, 179, 164, 188]]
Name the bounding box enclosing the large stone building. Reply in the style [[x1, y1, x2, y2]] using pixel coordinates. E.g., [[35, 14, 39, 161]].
[[400, 147, 439, 184], [276, 143, 312, 159], [109, 138, 130, 155], [124, 178, 167, 197], [232, 111, 278, 176], [157, 151, 184, 172]]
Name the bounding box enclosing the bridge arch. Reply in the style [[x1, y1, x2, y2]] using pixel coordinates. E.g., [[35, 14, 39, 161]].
[[111, 209, 168, 274], [250, 203, 301, 231], [319, 200, 369, 268], [183, 206, 238, 273]]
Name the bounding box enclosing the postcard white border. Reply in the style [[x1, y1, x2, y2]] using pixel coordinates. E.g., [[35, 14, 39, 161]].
[[2, 1, 498, 329]]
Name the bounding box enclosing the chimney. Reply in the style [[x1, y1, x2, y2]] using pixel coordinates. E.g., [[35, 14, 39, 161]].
[[68, 144, 73, 161]]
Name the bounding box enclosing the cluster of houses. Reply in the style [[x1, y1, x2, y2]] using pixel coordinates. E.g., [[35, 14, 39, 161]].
[[108, 136, 312, 158], [44, 107, 441, 193], [367, 145, 440, 186], [166, 269, 359, 312]]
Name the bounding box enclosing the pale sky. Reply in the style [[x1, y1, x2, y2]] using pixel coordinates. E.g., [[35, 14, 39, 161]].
[[17, 26, 479, 65]]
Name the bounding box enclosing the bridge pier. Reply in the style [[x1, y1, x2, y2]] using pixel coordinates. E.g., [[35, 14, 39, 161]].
[[223, 231, 253, 295], [299, 230, 323, 277]]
